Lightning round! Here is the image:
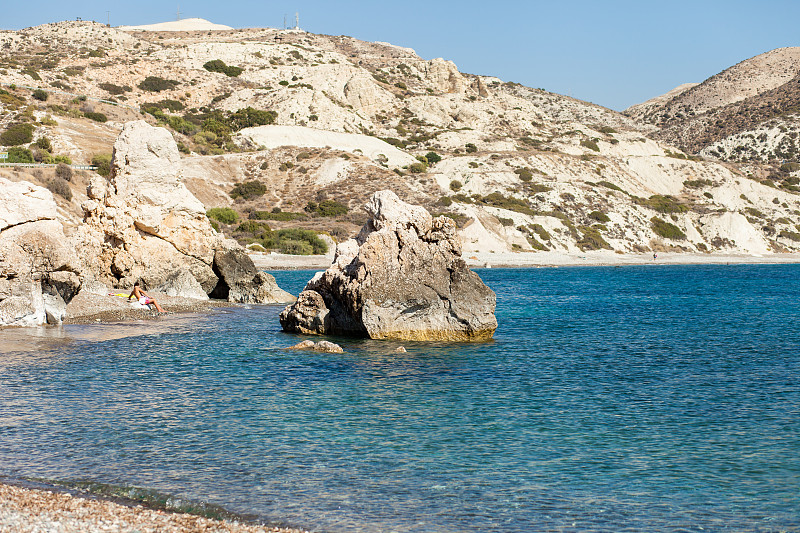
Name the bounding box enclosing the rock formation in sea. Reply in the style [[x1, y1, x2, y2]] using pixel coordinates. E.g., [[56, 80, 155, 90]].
[[74, 120, 293, 305], [280, 190, 497, 341], [0, 179, 81, 326]]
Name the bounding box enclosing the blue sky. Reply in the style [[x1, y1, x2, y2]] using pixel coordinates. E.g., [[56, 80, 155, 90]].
[[3, 0, 799, 111]]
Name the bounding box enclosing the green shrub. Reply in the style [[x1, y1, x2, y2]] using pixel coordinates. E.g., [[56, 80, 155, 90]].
[[54, 154, 72, 165], [684, 179, 713, 189], [138, 76, 180, 92], [477, 192, 535, 216], [577, 225, 611, 250], [264, 228, 327, 255], [450, 180, 462, 191], [514, 167, 533, 182], [408, 162, 427, 173], [228, 107, 277, 130], [438, 196, 452, 207], [465, 143, 478, 153], [235, 220, 272, 240], [84, 111, 107, 123], [47, 177, 72, 201], [203, 59, 243, 77], [637, 195, 688, 213], [148, 99, 184, 112], [597, 180, 625, 193], [531, 224, 551, 241], [98, 82, 131, 95], [250, 210, 305, 221], [277, 239, 313, 255], [0, 123, 35, 146], [32, 89, 48, 101], [229, 180, 267, 200], [597, 125, 617, 134], [7, 146, 33, 163], [581, 139, 600, 152], [55, 162, 72, 182], [651, 217, 686, 240], [36, 136, 52, 151], [305, 200, 348, 217], [206, 207, 239, 225], [779, 230, 800, 242], [498, 217, 514, 227], [425, 151, 442, 165], [92, 153, 112, 177], [588, 211, 610, 223]]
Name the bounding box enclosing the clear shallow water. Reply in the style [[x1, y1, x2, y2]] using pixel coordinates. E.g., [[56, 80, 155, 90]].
[[1, 265, 799, 532]]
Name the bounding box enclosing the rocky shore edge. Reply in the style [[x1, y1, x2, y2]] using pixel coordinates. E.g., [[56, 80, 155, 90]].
[[0, 481, 311, 533]]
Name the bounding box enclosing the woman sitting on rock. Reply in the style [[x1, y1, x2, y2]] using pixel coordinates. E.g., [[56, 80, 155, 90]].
[[127, 281, 166, 313]]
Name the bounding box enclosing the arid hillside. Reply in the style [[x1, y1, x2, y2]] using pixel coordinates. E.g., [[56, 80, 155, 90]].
[[626, 47, 800, 167], [2, 20, 800, 256]]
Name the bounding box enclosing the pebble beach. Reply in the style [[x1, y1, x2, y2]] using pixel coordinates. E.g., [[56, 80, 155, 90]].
[[0, 482, 310, 533]]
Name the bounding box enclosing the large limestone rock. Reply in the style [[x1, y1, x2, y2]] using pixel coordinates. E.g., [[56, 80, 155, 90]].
[[280, 190, 497, 341], [0, 179, 80, 326], [75, 121, 291, 303]]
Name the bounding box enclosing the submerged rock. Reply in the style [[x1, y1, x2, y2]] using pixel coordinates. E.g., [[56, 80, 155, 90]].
[[280, 190, 497, 341]]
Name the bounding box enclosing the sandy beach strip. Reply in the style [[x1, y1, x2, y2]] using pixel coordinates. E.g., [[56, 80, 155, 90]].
[[250, 250, 800, 271], [0, 482, 310, 533]]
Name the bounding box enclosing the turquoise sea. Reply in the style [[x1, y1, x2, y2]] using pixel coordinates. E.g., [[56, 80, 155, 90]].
[[1, 265, 799, 532]]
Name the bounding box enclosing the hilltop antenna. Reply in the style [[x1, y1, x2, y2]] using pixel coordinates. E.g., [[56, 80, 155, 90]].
[[283, 14, 287, 29], [294, 12, 299, 30], [106, 10, 110, 27], [176, 4, 181, 21]]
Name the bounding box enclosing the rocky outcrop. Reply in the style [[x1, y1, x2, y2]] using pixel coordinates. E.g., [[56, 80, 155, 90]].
[[424, 58, 466, 94], [0, 179, 80, 326], [280, 190, 497, 341], [210, 242, 294, 304], [74, 121, 292, 304]]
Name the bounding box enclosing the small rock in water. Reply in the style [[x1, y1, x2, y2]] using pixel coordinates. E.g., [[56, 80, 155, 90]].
[[314, 340, 344, 353], [289, 340, 316, 350], [287, 339, 344, 353], [396, 346, 407, 353]]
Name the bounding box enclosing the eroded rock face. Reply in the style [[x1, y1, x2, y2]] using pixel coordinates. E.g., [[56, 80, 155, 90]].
[[74, 121, 291, 304], [211, 242, 294, 304], [280, 190, 497, 341], [0, 179, 80, 326]]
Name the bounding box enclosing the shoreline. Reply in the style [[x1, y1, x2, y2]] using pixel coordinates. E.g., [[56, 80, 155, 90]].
[[0, 480, 310, 533], [250, 250, 800, 270]]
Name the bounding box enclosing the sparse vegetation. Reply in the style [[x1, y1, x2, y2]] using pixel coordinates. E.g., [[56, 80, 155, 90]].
[[305, 200, 349, 217], [138, 76, 180, 92], [581, 139, 600, 152], [651, 217, 686, 240], [1, 123, 35, 146], [55, 162, 72, 182], [92, 154, 112, 177], [47, 177, 72, 201], [206, 207, 239, 225], [588, 211, 610, 223], [637, 195, 688, 213], [203, 59, 243, 77], [83, 111, 107, 123], [229, 181, 267, 200]]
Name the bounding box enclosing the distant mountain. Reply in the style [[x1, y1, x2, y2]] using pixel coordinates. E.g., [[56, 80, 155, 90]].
[[626, 47, 800, 163]]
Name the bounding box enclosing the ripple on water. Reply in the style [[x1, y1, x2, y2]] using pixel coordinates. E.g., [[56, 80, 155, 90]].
[[0, 265, 799, 532]]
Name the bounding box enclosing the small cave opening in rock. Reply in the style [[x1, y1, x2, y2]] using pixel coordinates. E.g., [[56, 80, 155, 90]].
[[209, 264, 229, 300]]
